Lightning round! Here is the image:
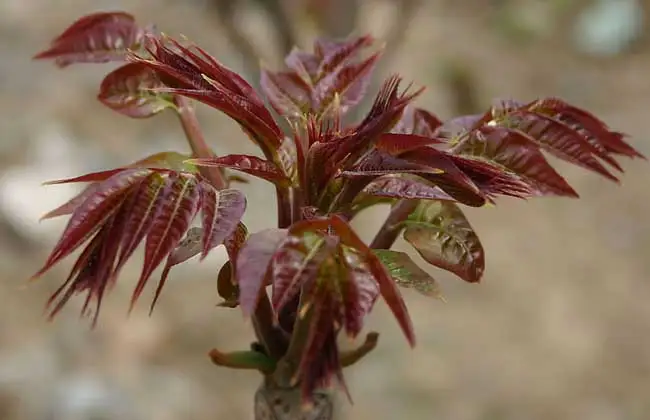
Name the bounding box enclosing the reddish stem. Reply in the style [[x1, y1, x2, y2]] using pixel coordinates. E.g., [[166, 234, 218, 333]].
[[174, 95, 286, 360]]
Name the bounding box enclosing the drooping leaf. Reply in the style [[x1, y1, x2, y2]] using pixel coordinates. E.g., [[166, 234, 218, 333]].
[[236, 229, 288, 316], [33, 168, 246, 322], [189, 154, 291, 186], [155, 226, 203, 309], [373, 249, 444, 300], [402, 200, 485, 283], [528, 98, 645, 159], [41, 152, 195, 220], [33, 168, 151, 278], [34, 11, 150, 67], [453, 126, 578, 197], [98, 62, 175, 118]]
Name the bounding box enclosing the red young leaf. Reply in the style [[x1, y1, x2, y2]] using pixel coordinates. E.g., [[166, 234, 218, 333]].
[[98, 62, 174, 118], [236, 229, 288, 316], [453, 126, 578, 197], [261, 35, 380, 120], [271, 230, 340, 315], [260, 69, 311, 118], [34, 167, 246, 322], [376, 133, 445, 155], [41, 152, 195, 220], [129, 35, 283, 160], [337, 246, 380, 337], [508, 110, 620, 181], [189, 155, 291, 186], [198, 187, 247, 260], [529, 98, 645, 159], [296, 290, 347, 404], [141, 174, 202, 310], [332, 76, 423, 168], [403, 200, 485, 283], [34, 12, 150, 67], [362, 175, 456, 202], [301, 215, 415, 346], [33, 168, 151, 278]]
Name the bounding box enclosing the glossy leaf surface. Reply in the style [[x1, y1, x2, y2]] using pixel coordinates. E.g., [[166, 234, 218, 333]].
[[402, 200, 485, 283], [34, 12, 149, 67], [98, 62, 174, 118], [33, 168, 246, 322]]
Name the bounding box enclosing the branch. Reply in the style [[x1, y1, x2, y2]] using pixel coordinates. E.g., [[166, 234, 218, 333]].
[[369, 199, 417, 249], [173, 95, 227, 189], [174, 94, 287, 362]]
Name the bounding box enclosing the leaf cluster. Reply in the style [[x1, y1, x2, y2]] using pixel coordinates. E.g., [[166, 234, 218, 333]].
[[33, 11, 644, 403]]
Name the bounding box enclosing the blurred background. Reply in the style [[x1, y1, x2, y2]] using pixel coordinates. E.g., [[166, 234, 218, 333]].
[[1, 0, 649, 419]]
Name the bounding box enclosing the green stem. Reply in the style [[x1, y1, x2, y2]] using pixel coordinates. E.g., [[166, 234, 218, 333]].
[[369, 199, 417, 249]]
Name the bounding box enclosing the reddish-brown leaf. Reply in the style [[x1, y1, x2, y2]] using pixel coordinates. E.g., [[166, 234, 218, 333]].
[[375, 133, 445, 156], [34, 11, 149, 67], [403, 200, 485, 283], [33, 168, 151, 278], [314, 52, 380, 117], [362, 175, 456, 202], [130, 36, 283, 160], [508, 110, 619, 182], [137, 173, 202, 309], [324, 216, 415, 347], [260, 69, 311, 118], [98, 62, 174, 118], [337, 246, 380, 338], [189, 155, 291, 186], [199, 187, 247, 260], [529, 98, 645, 159], [332, 76, 423, 169], [453, 126, 578, 197], [36, 166, 246, 322], [271, 230, 339, 314], [236, 229, 288, 316], [217, 260, 239, 307]]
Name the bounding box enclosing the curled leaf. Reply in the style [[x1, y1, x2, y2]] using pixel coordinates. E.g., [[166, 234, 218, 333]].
[[98, 62, 175, 118], [402, 200, 485, 283]]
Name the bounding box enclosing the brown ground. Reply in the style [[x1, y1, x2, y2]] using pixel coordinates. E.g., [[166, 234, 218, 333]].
[[1, 1, 649, 419]]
